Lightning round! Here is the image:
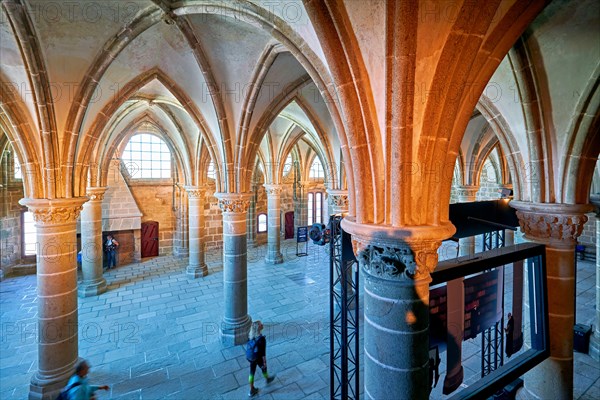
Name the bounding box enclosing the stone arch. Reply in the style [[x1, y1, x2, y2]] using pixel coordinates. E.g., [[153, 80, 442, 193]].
[[95, 115, 190, 188], [172, 2, 351, 197], [561, 62, 600, 203], [3, 1, 62, 198], [75, 69, 220, 196]]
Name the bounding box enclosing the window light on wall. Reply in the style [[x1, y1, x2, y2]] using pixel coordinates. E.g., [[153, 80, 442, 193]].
[[207, 162, 216, 180], [22, 211, 37, 256], [14, 152, 22, 180], [122, 133, 172, 179], [257, 213, 267, 233]]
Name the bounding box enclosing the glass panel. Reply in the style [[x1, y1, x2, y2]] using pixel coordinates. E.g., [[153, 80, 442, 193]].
[[307, 193, 314, 226], [315, 192, 322, 223]]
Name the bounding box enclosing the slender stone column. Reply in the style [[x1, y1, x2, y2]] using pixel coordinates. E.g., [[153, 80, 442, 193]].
[[343, 217, 455, 400], [185, 186, 208, 278], [19, 197, 87, 400], [78, 187, 107, 297], [590, 196, 600, 361], [247, 184, 258, 247], [174, 189, 189, 257], [456, 185, 479, 256], [215, 192, 253, 345], [264, 184, 283, 264], [512, 201, 592, 400], [296, 180, 310, 229]]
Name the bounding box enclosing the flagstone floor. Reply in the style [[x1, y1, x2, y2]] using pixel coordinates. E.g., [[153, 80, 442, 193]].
[[0, 240, 597, 399]]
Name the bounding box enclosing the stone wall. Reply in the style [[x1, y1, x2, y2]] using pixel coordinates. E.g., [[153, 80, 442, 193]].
[[0, 183, 25, 272], [578, 212, 597, 258]]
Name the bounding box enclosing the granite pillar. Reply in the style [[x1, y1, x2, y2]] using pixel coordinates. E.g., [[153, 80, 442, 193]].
[[590, 197, 600, 361], [216, 193, 253, 345], [342, 217, 454, 400], [185, 186, 208, 278], [512, 201, 592, 400], [78, 187, 107, 297], [19, 197, 87, 400], [264, 184, 283, 264]]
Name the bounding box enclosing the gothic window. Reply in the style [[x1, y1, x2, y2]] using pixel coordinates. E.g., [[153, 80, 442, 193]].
[[21, 211, 36, 256], [307, 192, 323, 226], [207, 162, 216, 180], [122, 133, 172, 179], [257, 213, 267, 233], [309, 157, 324, 180], [14, 152, 22, 180]]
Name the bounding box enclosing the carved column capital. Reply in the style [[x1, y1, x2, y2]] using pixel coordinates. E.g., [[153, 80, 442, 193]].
[[342, 216, 455, 283], [85, 187, 107, 202], [455, 185, 479, 202], [327, 189, 349, 214], [215, 192, 252, 214], [185, 186, 207, 199], [263, 184, 283, 196], [18, 197, 88, 226], [511, 201, 593, 248]]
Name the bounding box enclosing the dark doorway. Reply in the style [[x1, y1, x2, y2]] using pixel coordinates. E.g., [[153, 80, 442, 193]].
[[284, 211, 294, 239], [141, 221, 159, 258]]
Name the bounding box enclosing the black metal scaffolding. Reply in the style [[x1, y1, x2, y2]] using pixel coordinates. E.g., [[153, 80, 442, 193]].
[[480, 229, 506, 378], [329, 215, 359, 400]]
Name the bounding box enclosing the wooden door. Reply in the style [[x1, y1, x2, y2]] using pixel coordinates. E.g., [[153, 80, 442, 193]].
[[141, 221, 159, 258], [284, 212, 295, 239]]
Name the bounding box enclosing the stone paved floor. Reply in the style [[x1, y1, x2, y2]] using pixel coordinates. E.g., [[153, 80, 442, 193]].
[[0, 241, 598, 399]]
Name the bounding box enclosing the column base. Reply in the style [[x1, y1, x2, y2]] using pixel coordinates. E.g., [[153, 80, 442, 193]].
[[523, 357, 573, 400], [265, 252, 284, 264], [590, 333, 600, 361], [29, 359, 79, 400], [220, 315, 252, 346], [77, 278, 107, 297], [187, 264, 208, 278], [443, 366, 464, 395]]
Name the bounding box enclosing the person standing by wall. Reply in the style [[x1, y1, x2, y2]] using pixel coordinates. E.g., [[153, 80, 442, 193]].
[[246, 320, 275, 397], [505, 312, 514, 358], [104, 234, 119, 270]]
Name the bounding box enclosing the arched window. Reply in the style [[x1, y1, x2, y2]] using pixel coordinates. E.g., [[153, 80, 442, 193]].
[[207, 162, 216, 180], [283, 155, 293, 176], [22, 211, 36, 256], [257, 213, 267, 233], [13, 152, 22, 180], [122, 133, 171, 179], [307, 192, 323, 226], [315, 192, 323, 224], [309, 157, 324, 179]]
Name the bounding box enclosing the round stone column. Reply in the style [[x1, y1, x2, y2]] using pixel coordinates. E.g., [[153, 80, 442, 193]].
[[590, 196, 600, 361], [343, 217, 455, 400], [456, 185, 479, 256], [264, 184, 283, 264], [185, 186, 208, 278], [512, 201, 593, 400], [78, 187, 107, 297], [19, 197, 87, 400], [216, 193, 253, 345]]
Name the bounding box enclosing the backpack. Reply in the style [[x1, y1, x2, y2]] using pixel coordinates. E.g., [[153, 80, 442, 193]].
[[246, 338, 259, 361], [55, 381, 81, 400]]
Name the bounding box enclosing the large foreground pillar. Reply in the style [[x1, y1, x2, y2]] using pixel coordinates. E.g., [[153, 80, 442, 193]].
[[216, 193, 253, 345], [185, 186, 208, 278], [343, 218, 454, 400], [589, 197, 600, 361], [512, 201, 592, 400], [264, 184, 283, 264], [19, 198, 87, 400], [78, 188, 107, 297]]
